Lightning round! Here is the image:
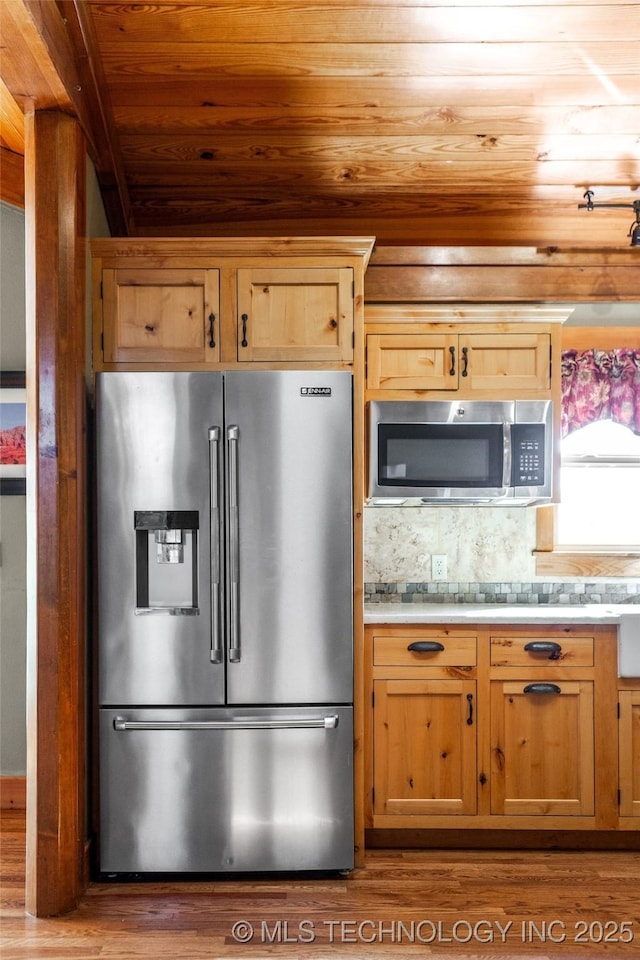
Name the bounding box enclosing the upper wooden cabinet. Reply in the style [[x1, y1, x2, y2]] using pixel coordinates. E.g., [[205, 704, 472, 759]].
[[91, 238, 374, 371], [365, 304, 569, 401], [102, 267, 220, 364], [236, 267, 353, 363], [367, 331, 551, 394]]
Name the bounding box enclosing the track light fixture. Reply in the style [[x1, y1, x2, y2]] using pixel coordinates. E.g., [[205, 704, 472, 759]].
[[578, 190, 640, 247]]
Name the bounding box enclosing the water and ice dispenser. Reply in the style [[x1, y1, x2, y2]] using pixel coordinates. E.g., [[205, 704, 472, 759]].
[[134, 510, 199, 614]]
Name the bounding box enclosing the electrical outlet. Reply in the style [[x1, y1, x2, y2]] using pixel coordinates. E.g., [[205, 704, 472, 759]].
[[431, 554, 448, 580]]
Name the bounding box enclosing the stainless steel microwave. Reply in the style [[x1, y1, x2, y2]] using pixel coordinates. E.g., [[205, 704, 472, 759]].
[[368, 399, 553, 505]]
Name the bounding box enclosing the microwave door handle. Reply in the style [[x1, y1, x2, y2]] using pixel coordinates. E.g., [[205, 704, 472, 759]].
[[227, 425, 241, 663], [208, 427, 222, 663], [503, 422, 512, 489]]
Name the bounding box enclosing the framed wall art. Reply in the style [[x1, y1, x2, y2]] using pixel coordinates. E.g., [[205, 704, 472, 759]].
[[0, 371, 26, 495]]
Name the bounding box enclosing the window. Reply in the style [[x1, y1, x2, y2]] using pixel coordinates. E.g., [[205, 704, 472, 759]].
[[557, 419, 640, 549], [534, 337, 640, 577]]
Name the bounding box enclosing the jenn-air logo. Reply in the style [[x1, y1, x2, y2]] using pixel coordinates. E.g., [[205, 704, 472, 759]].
[[300, 387, 332, 396]]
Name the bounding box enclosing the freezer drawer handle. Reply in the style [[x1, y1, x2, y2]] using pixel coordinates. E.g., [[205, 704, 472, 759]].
[[113, 715, 340, 731], [227, 425, 241, 662], [208, 426, 223, 663]]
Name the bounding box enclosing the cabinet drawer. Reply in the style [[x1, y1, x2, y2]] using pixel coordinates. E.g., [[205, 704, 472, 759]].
[[490, 635, 594, 667], [374, 635, 477, 667]]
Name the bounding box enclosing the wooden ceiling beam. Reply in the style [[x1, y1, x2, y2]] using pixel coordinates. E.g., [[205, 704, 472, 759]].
[[41, 0, 131, 234], [0, 1, 131, 235], [0, 2, 71, 112]]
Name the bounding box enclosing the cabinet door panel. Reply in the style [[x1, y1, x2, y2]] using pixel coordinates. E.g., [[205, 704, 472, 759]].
[[467, 334, 550, 392], [490, 680, 594, 816], [619, 691, 640, 817], [103, 268, 220, 364], [366, 334, 458, 391], [374, 679, 477, 816], [237, 267, 353, 362]]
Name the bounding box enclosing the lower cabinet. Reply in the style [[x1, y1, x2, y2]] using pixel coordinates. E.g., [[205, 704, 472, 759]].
[[490, 679, 594, 816], [373, 678, 477, 816], [367, 623, 619, 833], [618, 690, 640, 818]]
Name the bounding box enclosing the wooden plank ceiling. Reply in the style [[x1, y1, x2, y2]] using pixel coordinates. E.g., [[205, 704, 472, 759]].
[[4, 1, 640, 246]]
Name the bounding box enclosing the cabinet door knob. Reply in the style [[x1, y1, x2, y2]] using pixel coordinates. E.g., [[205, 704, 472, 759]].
[[407, 640, 445, 653]]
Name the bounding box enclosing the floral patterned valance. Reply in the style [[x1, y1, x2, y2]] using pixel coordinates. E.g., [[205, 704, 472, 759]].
[[561, 348, 640, 437]]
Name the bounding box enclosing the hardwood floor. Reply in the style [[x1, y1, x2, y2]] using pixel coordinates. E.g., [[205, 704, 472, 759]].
[[2, 809, 640, 959]]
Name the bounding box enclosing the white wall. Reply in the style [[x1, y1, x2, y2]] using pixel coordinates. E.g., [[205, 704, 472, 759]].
[[0, 200, 27, 774]]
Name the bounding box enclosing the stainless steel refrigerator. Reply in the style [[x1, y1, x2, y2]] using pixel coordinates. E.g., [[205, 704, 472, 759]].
[[96, 371, 354, 873]]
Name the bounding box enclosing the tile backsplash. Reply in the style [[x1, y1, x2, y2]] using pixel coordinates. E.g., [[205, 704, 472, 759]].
[[365, 581, 640, 604], [363, 505, 640, 603]]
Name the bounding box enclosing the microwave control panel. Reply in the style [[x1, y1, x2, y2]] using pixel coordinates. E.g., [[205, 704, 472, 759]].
[[511, 423, 546, 486]]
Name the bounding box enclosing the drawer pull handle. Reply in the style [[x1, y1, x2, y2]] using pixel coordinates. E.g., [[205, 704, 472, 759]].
[[241, 313, 248, 347], [208, 312, 216, 348], [523, 682, 561, 695], [407, 641, 445, 653], [466, 693, 474, 725], [449, 345, 456, 376], [524, 640, 562, 659]]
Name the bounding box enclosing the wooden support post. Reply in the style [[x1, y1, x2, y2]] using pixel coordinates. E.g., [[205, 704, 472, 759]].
[[24, 110, 87, 917]]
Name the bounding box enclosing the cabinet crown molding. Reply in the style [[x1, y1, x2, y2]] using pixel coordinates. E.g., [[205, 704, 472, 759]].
[[91, 237, 376, 265]]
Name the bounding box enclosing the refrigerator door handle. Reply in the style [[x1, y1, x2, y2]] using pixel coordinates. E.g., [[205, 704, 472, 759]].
[[227, 424, 241, 663], [208, 426, 223, 663], [113, 715, 340, 731]]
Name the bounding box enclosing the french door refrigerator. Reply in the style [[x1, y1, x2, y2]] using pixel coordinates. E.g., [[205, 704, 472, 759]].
[[97, 370, 354, 874]]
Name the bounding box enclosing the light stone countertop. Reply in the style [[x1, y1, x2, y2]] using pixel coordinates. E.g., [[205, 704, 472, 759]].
[[364, 603, 640, 625]]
